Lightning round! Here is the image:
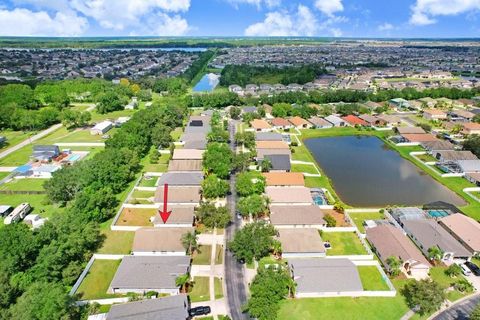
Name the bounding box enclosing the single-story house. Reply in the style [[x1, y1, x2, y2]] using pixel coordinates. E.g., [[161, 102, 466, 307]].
[[423, 109, 447, 121], [389, 98, 411, 110], [172, 149, 204, 160], [308, 117, 333, 129], [366, 225, 430, 279], [418, 97, 437, 108], [402, 219, 471, 262], [261, 154, 291, 172], [132, 227, 194, 256], [255, 132, 283, 141], [32, 145, 60, 162], [262, 172, 304, 186], [179, 132, 207, 144], [364, 101, 383, 110], [270, 205, 326, 228], [158, 172, 203, 186], [266, 186, 313, 205], [106, 294, 189, 320], [324, 115, 346, 127], [151, 206, 195, 227], [109, 256, 190, 295], [31, 164, 61, 178], [421, 140, 456, 152], [256, 148, 291, 161], [184, 139, 207, 150], [401, 134, 439, 143], [377, 115, 402, 126], [450, 109, 475, 121], [168, 160, 203, 172], [278, 228, 325, 258], [396, 126, 426, 135], [465, 172, 480, 185], [250, 119, 272, 132], [439, 214, 480, 255], [462, 122, 480, 135], [256, 141, 290, 150], [456, 160, 480, 173], [359, 114, 387, 127], [433, 150, 478, 162], [154, 186, 201, 206], [341, 115, 368, 127], [289, 258, 363, 297], [91, 121, 113, 135], [289, 116, 312, 129], [270, 118, 292, 129]]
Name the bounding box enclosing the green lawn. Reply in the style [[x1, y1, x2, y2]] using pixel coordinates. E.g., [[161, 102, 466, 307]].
[[170, 127, 184, 142], [138, 176, 158, 187], [0, 172, 10, 180], [97, 229, 134, 254], [35, 127, 107, 144], [0, 130, 35, 151], [90, 109, 138, 122], [214, 277, 223, 299], [0, 193, 64, 218], [429, 266, 469, 302], [189, 277, 210, 303], [215, 245, 223, 264], [0, 178, 47, 192], [358, 266, 390, 291], [192, 245, 212, 265], [349, 211, 385, 233], [416, 153, 437, 162], [0, 144, 33, 166], [76, 259, 121, 300], [291, 163, 318, 175], [131, 189, 155, 198], [304, 176, 322, 188], [321, 232, 367, 256]]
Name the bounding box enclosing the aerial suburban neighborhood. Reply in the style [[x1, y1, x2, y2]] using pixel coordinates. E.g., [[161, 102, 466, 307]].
[[1, 2, 480, 319]]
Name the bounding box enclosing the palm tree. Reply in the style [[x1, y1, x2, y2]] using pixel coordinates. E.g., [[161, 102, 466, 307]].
[[181, 231, 198, 255], [427, 246, 443, 264], [272, 240, 282, 259], [175, 273, 190, 293], [260, 158, 272, 172], [386, 256, 402, 277]]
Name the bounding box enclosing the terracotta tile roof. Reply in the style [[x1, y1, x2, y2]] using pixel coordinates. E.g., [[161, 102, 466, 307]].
[[271, 117, 291, 127], [402, 133, 439, 142], [424, 108, 447, 116], [250, 119, 272, 130], [288, 116, 310, 127], [341, 115, 368, 126], [256, 141, 290, 149], [262, 172, 304, 186]]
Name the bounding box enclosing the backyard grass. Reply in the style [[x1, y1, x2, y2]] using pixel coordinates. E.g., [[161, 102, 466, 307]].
[[115, 208, 156, 226], [76, 259, 121, 300], [189, 277, 210, 303], [291, 163, 318, 175], [0, 193, 64, 218], [138, 176, 158, 187], [131, 189, 155, 199], [304, 176, 322, 188], [0, 130, 35, 151], [321, 232, 367, 255], [416, 153, 437, 162], [358, 266, 390, 291], [0, 178, 47, 192], [97, 229, 134, 254], [214, 277, 223, 299], [192, 245, 212, 265], [349, 211, 385, 233]]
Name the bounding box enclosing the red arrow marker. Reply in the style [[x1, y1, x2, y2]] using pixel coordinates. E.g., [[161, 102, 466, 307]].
[[158, 183, 172, 224]]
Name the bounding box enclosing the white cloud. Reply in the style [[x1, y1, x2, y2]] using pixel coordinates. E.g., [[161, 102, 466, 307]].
[[314, 0, 343, 16], [330, 28, 343, 37], [149, 13, 190, 36], [410, 0, 480, 25], [378, 22, 394, 31], [245, 5, 317, 36], [0, 8, 88, 36], [226, 0, 281, 8]]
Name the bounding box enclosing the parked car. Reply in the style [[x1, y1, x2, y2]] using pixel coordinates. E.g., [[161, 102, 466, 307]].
[[460, 263, 472, 276], [189, 306, 211, 317], [465, 261, 480, 276]]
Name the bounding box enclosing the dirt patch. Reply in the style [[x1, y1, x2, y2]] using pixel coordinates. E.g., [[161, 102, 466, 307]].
[[324, 209, 350, 227]]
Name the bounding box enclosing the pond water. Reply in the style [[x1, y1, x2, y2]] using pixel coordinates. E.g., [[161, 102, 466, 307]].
[[304, 136, 466, 207], [192, 73, 220, 92]]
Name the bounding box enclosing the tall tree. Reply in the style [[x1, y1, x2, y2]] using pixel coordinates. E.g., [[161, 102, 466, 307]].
[[403, 279, 445, 315], [181, 231, 198, 255], [228, 222, 276, 264]]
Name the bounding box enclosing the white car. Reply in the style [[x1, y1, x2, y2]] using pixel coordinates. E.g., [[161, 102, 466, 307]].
[[461, 264, 472, 276]]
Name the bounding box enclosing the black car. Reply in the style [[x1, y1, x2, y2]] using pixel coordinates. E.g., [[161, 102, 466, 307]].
[[465, 261, 480, 276], [189, 306, 211, 317]]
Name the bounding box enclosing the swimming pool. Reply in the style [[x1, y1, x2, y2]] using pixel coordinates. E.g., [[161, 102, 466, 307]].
[[427, 209, 450, 218], [311, 190, 328, 206]]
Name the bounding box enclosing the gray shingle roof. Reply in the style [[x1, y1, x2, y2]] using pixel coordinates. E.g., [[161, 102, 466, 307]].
[[255, 132, 283, 141], [158, 172, 204, 186], [107, 294, 189, 320], [290, 258, 363, 293], [270, 205, 325, 226], [264, 154, 291, 171], [109, 256, 190, 291]]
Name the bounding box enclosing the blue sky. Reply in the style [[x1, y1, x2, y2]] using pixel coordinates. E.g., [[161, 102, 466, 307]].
[[0, 0, 478, 38]]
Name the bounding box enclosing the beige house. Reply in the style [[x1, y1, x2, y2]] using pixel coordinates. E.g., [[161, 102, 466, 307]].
[[423, 109, 447, 121]]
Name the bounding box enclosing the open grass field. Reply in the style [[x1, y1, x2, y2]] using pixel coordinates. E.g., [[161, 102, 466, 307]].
[[189, 277, 210, 303], [214, 277, 223, 299], [0, 193, 64, 218], [0, 130, 35, 152], [349, 211, 385, 233], [35, 127, 107, 144], [192, 245, 212, 265], [0, 144, 33, 166], [76, 259, 121, 300], [358, 266, 390, 291], [0, 172, 10, 180], [115, 207, 156, 226], [0, 178, 47, 191], [97, 229, 134, 254], [321, 232, 367, 256]]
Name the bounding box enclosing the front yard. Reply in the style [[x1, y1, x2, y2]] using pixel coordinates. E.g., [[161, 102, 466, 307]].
[[192, 245, 212, 265], [189, 277, 210, 302], [321, 231, 367, 256]]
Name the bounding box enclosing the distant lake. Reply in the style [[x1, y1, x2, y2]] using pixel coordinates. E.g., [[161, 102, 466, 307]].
[[305, 136, 466, 207], [193, 73, 220, 92]]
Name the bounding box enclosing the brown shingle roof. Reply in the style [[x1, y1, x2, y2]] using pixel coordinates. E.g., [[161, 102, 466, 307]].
[[132, 227, 194, 253], [266, 186, 313, 204], [278, 228, 325, 254], [256, 141, 289, 149], [288, 116, 310, 127], [271, 118, 291, 127], [270, 205, 325, 226], [168, 160, 203, 172], [397, 127, 426, 134], [250, 119, 272, 130], [154, 186, 201, 204], [402, 133, 439, 142], [439, 214, 480, 253], [172, 149, 204, 160]]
